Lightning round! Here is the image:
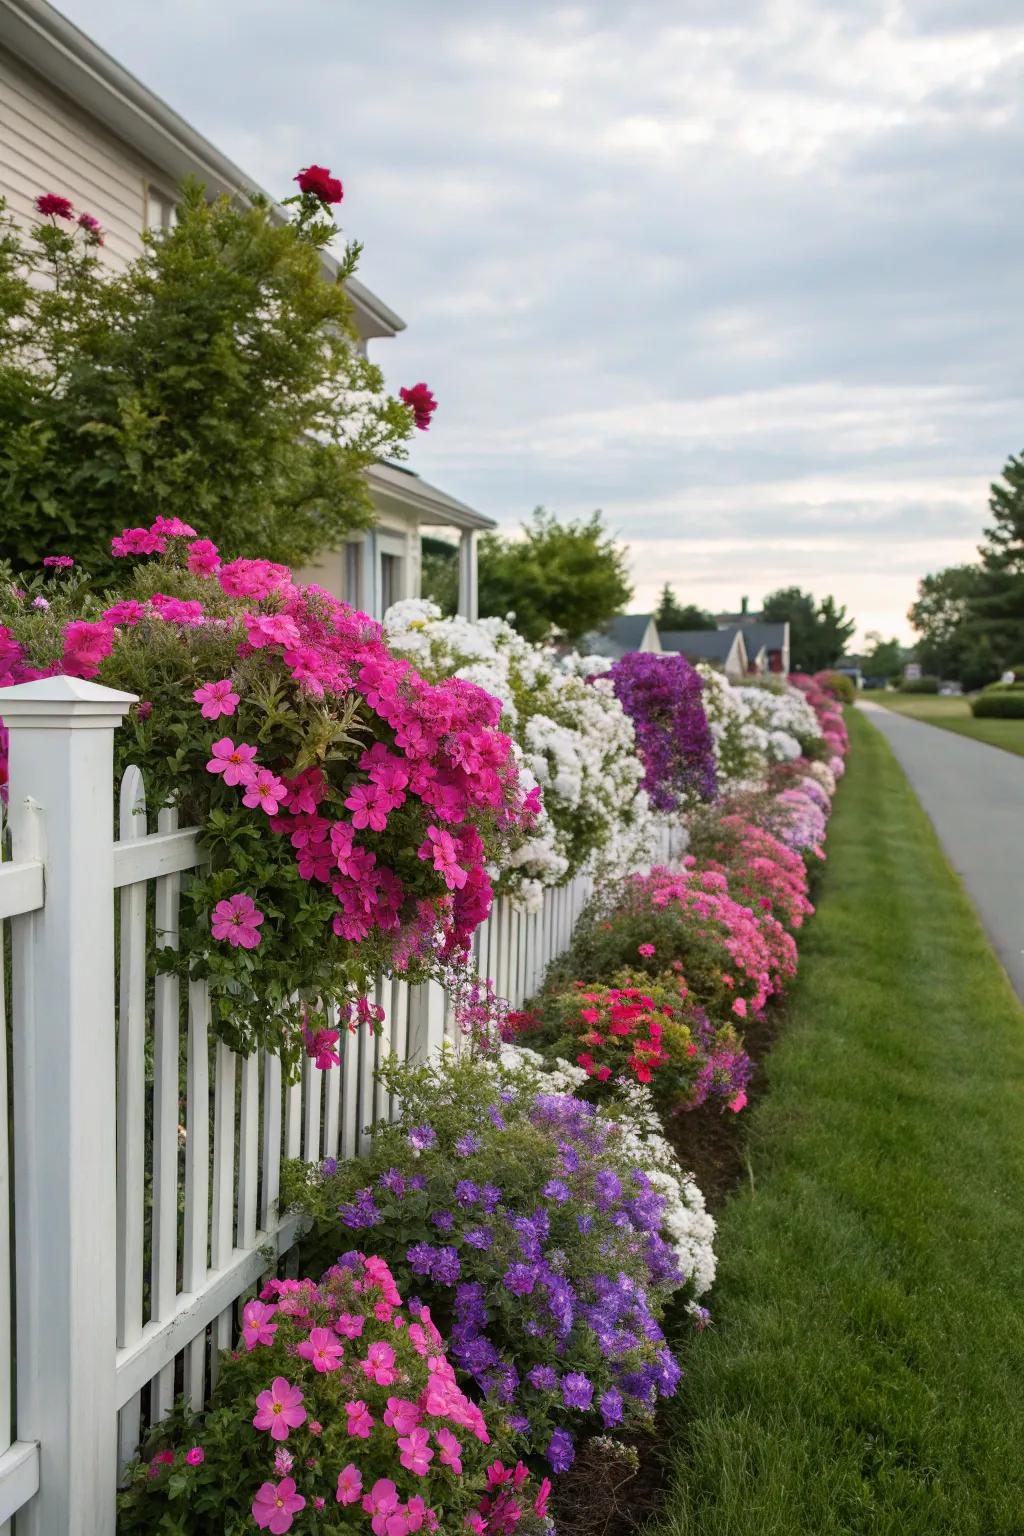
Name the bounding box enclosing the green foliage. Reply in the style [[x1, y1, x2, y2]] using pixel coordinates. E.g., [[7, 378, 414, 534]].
[[908, 564, 997, 688], [654, 585, 716, 631], [899, 676, 940, 693], [968, 451, 1024, 668], [861, 632, 905, 680], [0, 184, 413, 576], [761, 587, 855, 673], [478, 508, 633, 643], [972, 687, 1024, 718], [817, 671, 855, 705]]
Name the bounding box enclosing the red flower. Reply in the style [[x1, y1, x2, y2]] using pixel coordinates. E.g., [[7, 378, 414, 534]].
[[294, 165, 344, 204], [77, 212, 104, 244], [35, 193, 74, 220], [400, 383, 438, 431]]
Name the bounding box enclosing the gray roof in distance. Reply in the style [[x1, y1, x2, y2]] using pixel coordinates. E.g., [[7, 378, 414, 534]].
[[578, 613, 655, 658], [660, 627, 742, 662], [736, 621, 788, 653]]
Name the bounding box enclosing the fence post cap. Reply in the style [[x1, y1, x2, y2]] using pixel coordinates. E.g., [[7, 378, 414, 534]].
[[0, 673, 137, 727]]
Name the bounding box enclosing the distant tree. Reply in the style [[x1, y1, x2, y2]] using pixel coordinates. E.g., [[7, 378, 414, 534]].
[[967, 452, 1024, 667], [909, 565, 998, 688], [862, 631, 905, 679], [478, 508, 633, 643], [761, 586, 856, 672], [654, 584, 716, 631]]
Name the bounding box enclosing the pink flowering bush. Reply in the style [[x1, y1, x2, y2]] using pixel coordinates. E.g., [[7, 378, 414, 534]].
[[549, 865, 796, 1023], [0, 525, 535, 1068], [686, 814, 815, 932], [117, 1252, 551, 1535]]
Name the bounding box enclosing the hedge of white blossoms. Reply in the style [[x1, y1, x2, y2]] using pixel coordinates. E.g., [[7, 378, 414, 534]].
[[384, 601, 655, 908], [729, 682, 824, 763]]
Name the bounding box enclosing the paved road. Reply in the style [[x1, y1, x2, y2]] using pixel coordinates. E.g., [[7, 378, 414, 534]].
[[858, 701, 1024, 1001]]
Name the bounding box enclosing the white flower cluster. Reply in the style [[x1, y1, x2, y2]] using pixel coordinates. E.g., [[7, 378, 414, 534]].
[[728, 683, 823, 764], [498, 1044, 717, 1296], [384, 601, 654, 904], [696, 664, 771, 790]]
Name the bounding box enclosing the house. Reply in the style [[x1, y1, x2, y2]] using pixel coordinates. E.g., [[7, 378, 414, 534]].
[[660, 627, 749, 679], [577, 613, 662, 659], [713, 598, 791, 676], [0, 0, 493, 619]]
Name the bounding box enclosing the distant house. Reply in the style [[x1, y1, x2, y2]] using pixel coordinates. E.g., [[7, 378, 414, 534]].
[[660, 627, 749, 679], [712, 598, 790, 676], [578, 614, 662, 660], [0, 0, 492, 619]]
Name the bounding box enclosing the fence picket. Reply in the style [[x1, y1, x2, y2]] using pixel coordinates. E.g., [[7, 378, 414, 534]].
[[115, 767, 147, 1468], [150, 806, 181, 1422], [236, 1053, 259, 1251], [260, 1051, 283, 1230], [182, 979, 211, 1406]]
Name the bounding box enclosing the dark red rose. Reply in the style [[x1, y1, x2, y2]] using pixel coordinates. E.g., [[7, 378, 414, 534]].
[[35, 193, 74, 220], [294, 165, 344, 204], [399, 383, 438, 432]]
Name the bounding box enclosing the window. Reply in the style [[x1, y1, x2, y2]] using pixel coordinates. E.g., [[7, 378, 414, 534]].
[[344, 542, 363, 609], [380, 553, 402, 614], [145, 185, 178, 233]]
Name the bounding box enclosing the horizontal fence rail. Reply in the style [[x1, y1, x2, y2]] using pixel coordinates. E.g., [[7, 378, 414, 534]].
[[0, 676, 686, 1534]]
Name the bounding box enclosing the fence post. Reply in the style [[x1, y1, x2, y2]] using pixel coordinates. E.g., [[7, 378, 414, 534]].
[[3, 676, 135, 1536]]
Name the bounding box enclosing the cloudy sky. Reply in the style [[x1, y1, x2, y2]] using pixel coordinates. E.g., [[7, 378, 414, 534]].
[[60, 0, 1024, 641]]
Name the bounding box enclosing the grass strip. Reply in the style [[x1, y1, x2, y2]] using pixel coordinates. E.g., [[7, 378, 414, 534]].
[[650, 707, 1024, 1536], [874, 694, 1024, 758]]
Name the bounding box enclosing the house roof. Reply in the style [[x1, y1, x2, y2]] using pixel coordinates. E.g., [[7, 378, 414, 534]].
[[577, 613, 657, 659], [735, 621, 789, 654], [367, 463, 496, 532], [0, 0, 405, 340], [660, 627, 746, 665]]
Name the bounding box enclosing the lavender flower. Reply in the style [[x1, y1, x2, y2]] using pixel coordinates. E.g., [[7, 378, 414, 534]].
[[547, 1428, 575, 1473], [455, 1132, 482, 1157], [561, 1371, 593, 1410], [407, 1125, 437, 1152]]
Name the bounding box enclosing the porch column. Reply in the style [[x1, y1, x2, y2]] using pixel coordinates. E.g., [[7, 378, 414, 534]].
[[457, 529, 478, 621]]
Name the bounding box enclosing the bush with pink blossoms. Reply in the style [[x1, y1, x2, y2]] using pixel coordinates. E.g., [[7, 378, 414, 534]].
[[0, 526, 535, 1068], [117, 1251, 551, 1535], [686, 814, 815, 933]]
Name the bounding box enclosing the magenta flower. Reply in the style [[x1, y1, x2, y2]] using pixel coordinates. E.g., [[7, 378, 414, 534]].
[[362, 1479, 399, 1518], [436, 1426, 462, 1473], [241, 1298, 279, 1350], [150, 515, 198, 538], [242, 768, 288, 816], [42, 555, 74, 569], [336, 1463, 363, 1506], [244, 612, 301, 649], [62, 619, 113, 680], [344, 781, 391, 833], [398, 1425, 434, 1475], [383, 1397, 422, 1436], [206, 737, 258, 787], [303, 1025, 340, 1072], [638, 943, 656, 958], [186, 538, 221, 577], [361, 1339, 398, 1385], [344, 1399, 374, 1438], [185, 1446, 204, 1466], [252, 1476, 305, 1533], [102, 599, 148, 626], [253, 1377, 306, 1442], [296, 1326, 344, 1373], [193, 678, 240, 720], [417, 826, 468, 891], [210, 894, 265, 950], [110, 527, 167, 558]]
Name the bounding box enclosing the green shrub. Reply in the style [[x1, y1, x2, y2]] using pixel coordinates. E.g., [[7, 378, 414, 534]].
[[899, 676, 940, 693], [817, 671, 855, 705], [972, 689, 1024, 718]]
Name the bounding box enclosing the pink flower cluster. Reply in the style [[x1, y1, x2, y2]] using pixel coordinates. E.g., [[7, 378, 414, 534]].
[[697, 816, 816, 930]]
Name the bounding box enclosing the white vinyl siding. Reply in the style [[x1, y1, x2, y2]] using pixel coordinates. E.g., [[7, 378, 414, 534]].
[[0, 51, 162, 271]]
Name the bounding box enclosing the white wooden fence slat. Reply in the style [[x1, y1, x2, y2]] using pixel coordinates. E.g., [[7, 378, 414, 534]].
[[302, 1054, 323, 1165], [115, 766, 147, 1470], [340, 1012, 360, 1159], [150, 805, 181, 1422], [372, 980, 388, 1124], [112, 826, 203, 887], [182, 978, 211, 1408], [388, 981, 410, 1121], [284, 1074, 303, 1161], [260, 1051, 283, 1230], [209, 1043, 238, 1384], [322, 1020, 342, 1161], [0, 861, 43, 921], [236, 1053, 259, 1251]]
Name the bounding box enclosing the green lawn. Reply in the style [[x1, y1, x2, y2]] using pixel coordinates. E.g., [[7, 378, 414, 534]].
[[873, 692, 1024, 757], [651, 709, 1024, 1536]]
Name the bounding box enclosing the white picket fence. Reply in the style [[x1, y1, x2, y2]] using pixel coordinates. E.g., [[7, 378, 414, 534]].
[[0, 675, 682, 1534]]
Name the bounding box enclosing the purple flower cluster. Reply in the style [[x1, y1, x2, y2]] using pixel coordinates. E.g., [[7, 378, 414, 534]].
[[606, 651, 718, 811]]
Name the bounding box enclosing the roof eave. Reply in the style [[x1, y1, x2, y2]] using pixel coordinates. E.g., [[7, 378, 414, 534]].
[[366, 464, 496, 532]]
